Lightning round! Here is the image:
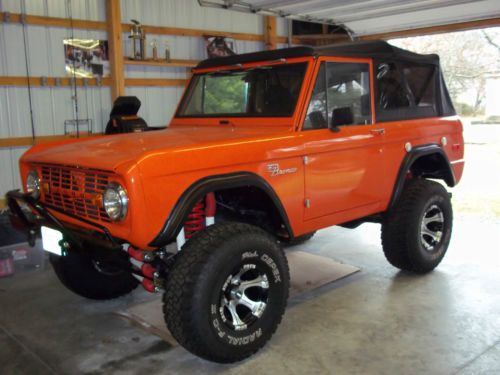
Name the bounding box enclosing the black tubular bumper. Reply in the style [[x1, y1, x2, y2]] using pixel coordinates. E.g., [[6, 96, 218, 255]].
[[6, 190, 120, 252]]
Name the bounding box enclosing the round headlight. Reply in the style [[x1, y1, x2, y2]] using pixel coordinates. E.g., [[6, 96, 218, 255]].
[[26, 170, 40, 199], [103, 183, 128, 221]]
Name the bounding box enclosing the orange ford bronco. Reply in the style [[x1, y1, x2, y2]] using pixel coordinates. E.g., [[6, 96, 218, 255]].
[[7, 40, 464, 363]]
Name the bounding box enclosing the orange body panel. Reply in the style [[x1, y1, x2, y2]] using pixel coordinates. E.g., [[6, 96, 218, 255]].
[[19, 55, 464, 250]]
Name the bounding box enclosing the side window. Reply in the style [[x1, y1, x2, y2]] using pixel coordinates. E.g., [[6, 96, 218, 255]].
[[326, 62, 372, 126], [376, 62, 411, 110], [402, 64, 438, 117], [376, 61, 439, 121], [304, 61, 372, 130], [304, 63, 327, 130]]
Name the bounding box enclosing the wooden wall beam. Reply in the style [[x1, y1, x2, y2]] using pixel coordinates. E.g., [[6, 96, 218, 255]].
[[277, 35, 300, 44], [294, 33, 350, 46], [360, 17, 500, 40], [1, 12, 107, 30], [0, 76, 187, 88], [0, 76, 111, 87], [121, 22, 263, 42], [264, 16, 277, 50], [0, 133, 102, 149], [106, 0, 125, 101], [1, 12, 287, 44], [125, 78, 188, 87], [124, 58, 199, 68]]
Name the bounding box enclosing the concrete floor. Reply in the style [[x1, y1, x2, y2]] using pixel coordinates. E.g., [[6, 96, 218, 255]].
[[1, 124, 499, 375]]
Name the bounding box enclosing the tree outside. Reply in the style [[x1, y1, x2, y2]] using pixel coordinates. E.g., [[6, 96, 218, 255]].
[[390, 27, 500, 119], [390, 28, 500, 220], [204, 74, 247, 114]]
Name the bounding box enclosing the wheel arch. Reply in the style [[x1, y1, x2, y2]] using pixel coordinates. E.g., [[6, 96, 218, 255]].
[[388, 144, 455, 212], [148, 172, 293, 247]]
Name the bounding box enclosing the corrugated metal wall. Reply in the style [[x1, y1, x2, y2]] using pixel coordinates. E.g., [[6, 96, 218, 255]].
[[0, 0, 289, 198]]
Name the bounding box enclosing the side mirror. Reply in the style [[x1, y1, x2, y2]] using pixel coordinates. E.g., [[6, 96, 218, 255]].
[[330, 107, 354, 132]]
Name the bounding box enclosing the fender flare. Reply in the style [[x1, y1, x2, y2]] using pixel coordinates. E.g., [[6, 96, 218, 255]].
[[388, 144, 455, 212], [148, 172, 293, 247]]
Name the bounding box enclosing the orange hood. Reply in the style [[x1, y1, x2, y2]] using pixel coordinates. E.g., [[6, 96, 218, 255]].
[[22, 126, 298, 176]]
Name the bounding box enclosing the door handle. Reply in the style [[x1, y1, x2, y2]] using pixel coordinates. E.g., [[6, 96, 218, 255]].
[[370, 128, 385, 135]]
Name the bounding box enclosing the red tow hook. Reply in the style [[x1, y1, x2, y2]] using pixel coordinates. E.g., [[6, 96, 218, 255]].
[[140, 263, 156, 279], [125, 245, 159, 293], [132, 274, 156, 293], [128, 246, 154, 262], [142, 278, 155, 293]]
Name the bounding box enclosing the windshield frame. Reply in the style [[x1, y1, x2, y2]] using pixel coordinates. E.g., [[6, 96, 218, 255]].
[[174, 57, 313, 120]]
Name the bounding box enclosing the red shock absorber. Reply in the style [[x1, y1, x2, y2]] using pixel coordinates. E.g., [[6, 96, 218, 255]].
[[184, 199, 206, 239], [205, 192, 216, 222]]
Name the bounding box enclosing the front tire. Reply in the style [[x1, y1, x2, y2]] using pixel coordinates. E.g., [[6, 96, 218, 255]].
[[50, 250, 138, 300], [163, 222, 290, 363], [382, 179, 453, 273]]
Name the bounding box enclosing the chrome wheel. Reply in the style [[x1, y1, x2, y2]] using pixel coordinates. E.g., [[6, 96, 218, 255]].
[[420, 204, 445, 251], [219, 263, 270, 331]]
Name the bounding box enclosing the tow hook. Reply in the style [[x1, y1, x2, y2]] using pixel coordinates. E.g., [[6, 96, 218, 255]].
[[124, 245, 167, 293], [28, 228, 37, 247]]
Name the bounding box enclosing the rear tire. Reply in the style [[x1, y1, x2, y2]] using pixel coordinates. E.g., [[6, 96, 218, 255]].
[[50, 250, 138, 300], [163, 222, 289, 363], [382, 179, 453, 273]]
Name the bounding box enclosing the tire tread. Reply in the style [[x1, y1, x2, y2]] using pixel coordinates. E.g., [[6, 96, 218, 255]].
[[381, 179, 451, 273], [163, 222, 289, 363]]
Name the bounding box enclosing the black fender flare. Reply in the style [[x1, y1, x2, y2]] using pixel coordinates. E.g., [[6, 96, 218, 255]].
[[388, 144, 455, 212], [148, 172, 293, 247]]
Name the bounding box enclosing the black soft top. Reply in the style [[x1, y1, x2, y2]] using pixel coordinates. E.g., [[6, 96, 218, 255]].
[[196, 40, 439, 69]]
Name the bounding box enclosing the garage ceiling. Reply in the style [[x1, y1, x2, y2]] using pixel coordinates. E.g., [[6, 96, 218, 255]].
[[199, 0, 500, 37]]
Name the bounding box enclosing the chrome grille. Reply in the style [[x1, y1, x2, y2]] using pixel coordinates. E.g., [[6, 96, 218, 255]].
[[40, 165, 111, 223]]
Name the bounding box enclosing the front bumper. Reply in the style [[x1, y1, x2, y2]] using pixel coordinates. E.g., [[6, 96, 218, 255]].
[[6, 190, 121, 253]]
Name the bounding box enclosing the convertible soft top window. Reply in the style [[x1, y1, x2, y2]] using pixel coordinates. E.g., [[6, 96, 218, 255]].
[[177, 63, 307, 117]]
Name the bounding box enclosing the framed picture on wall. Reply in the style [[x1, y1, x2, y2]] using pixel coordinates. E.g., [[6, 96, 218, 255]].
[[205, 36, 236, 58], [64, 39, 110, 78]]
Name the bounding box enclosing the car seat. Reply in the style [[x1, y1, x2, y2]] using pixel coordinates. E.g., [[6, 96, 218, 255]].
[[105, 96, 149, 134]]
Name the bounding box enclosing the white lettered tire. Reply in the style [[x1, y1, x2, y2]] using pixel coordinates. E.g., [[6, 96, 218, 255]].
[[163, 222, 290, 363]]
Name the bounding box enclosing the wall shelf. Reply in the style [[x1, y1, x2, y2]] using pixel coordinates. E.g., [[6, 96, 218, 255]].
[[124, 58, 199, 68]]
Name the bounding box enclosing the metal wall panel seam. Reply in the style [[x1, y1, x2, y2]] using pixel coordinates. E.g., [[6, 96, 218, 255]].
[[120, 0, 264, 34], [45, 20, 58, 136], [0, 149, 15, 198]]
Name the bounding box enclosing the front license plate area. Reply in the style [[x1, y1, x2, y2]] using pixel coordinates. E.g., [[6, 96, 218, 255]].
[[41, 226, 63, 256]]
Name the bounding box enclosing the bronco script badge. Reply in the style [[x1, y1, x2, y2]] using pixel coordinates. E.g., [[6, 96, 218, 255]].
[[266, 163, 298, 177]]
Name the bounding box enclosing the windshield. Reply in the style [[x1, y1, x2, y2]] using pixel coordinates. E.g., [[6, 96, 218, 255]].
[[177, 62, 308, 117]]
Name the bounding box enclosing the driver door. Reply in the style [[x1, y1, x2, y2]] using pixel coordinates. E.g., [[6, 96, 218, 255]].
[[302, 58, 386, 222]]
